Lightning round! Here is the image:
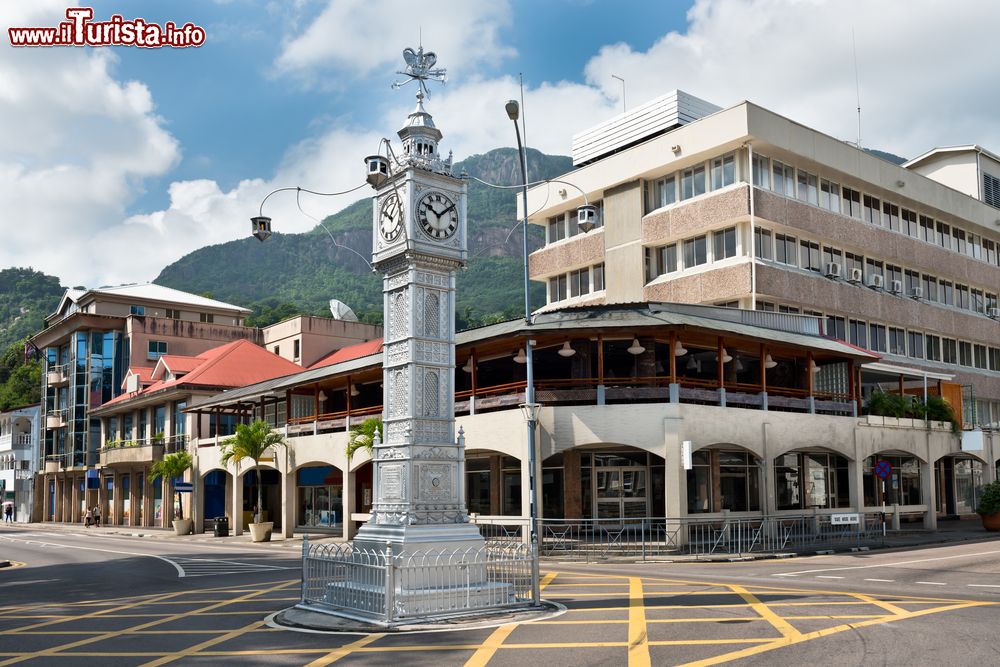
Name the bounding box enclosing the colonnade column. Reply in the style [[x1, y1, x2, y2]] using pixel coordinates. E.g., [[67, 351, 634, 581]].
[[280, 465, 295, 538], [920, 458, 937, 530], [343, 468, 356, 540], [232, 470, 243, 536], [71, 476, 79, 524]]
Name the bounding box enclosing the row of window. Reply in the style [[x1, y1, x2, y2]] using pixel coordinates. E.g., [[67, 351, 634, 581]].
[[645, 226, 739, 281], [754, 226, 1000, 317], [130, 305, 215, 323], [546, 201, 604, 244], [755, 299, 1000, 370], [548, 263, 606, 304], [645, 153, 737, 214], [751, 153, 1000, 269]]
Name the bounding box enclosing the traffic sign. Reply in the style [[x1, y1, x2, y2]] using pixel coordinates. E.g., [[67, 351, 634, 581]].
[[173, 482, 194, 493], [831, 513, 860, 525], [874, 460, 892, 480]]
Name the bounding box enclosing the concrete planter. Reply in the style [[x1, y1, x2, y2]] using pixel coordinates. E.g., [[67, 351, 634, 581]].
[[172, 518, 193, 536], [249, 522, 273, 542], [981, 513, 1000, 532]]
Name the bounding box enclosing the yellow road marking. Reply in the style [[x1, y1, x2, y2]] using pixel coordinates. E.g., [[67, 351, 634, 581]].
[[677, 600, 991, 667], [849, 592, 909, 616], [628, 577, 650, 667], [726, 585, 802, 639], [303, 633, 385, 666]]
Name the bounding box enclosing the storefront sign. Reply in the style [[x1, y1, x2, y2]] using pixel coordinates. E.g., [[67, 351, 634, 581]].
[[830, 513, 860, 525]]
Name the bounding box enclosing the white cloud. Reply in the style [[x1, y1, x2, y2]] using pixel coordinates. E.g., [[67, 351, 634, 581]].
[[582, 0, 1000, 159], [274, 0, 514, 86]]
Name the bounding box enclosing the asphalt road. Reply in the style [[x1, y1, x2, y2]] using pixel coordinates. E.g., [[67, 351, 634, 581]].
[[1, 525, 999, 666]]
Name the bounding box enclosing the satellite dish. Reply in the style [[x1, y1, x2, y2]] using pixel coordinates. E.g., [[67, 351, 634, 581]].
[[329, 299, 358, 321]]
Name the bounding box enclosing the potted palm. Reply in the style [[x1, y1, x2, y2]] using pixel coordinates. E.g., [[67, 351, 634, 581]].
[[148, 450, 194, 535], [977, 481, 1000, 531], [220, 419, 285, 542], [346, 417, 382, 461]]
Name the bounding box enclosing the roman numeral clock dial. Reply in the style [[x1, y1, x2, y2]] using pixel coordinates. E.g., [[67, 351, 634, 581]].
[[379, 193, 403, 242], [417, 192, 458, 239]]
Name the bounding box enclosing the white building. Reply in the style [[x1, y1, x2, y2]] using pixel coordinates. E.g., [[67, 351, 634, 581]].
[[0, 404, 40, 522]]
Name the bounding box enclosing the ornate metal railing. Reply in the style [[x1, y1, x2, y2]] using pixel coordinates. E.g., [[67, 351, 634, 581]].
[[300, 537, 534, 625]]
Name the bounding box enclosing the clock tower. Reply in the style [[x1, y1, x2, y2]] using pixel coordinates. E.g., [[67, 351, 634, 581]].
[[355, 48, 481, 558]]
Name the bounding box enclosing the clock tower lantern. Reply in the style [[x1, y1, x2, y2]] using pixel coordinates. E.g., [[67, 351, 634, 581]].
[[355, 47, 481, 558]]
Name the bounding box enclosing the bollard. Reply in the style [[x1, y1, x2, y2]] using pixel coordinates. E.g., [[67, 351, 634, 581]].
[[384, 541, 395, 623], [301, 533, 309, 604]]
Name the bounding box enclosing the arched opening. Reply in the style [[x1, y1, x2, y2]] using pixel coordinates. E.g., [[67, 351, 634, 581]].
[[544, 445, 665, 521], [202, 469, 229, 530], [688, 445, 761, 514], [936, 454, 985, 517], [351, 460, 373, 533], [295, 464, 344, 533], [775, 449, 852, 511], [241, 468, 281, 530], [862, 452, 923, 508], [465, 449, 521, 517]]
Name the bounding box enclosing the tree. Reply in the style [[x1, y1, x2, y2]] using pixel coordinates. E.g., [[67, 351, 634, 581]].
[[346, 417, 382, 461], [147, 451, 193, 521], [219, 419, 285, 524]]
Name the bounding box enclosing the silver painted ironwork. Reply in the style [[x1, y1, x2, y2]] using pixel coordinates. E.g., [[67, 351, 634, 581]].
[[393, 46, 447, 98]]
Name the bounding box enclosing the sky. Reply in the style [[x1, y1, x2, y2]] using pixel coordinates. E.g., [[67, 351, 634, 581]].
[[3, 0, 1000, 289]]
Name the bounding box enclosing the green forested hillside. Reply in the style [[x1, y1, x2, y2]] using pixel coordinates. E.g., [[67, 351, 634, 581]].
[[0, 268, 61, 409], [156, 148, 573, 327]]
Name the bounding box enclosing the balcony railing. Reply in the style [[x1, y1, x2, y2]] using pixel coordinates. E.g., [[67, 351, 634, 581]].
[[45, 409, 66, 428], [100, 434, 187, 465], [46, 363, 69, 385]]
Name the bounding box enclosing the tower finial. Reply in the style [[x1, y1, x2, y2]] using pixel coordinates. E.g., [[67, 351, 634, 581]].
[[392, 45, 447, 99]]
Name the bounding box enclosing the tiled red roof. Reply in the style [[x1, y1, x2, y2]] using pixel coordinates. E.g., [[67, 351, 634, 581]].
[[308, 338, 383, 369]]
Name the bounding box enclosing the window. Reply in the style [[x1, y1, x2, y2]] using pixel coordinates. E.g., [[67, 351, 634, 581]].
[[971, 288, 985, 313], [200, 313, 214, 323], [648, 175, 676, 211], [985, 239, 997, 265], [147, 340, 167, 361], [883, 202, 900, 232], [820, 179, 841, 212], [953, 227, 967, 254], [165, 308, 180, 319], [593, 263, 605, 291], [922, 275, 938, 302], [974, 344, 988, 369], [713, 227, 737, 260], [711, 154, 735, 190], [756, 301, 776, 312], [926, 335, 941, 362], [863, 456, 921, 506], [547, 215, 565, 243], [775, 452, 849, 510], [826, 315, 846, 341], [130, 305, 145, 316], [969, 232, 983, 259], [888, 327, 906, 355], [937, 221, 952, 249], [989, 347, 1000, 371], [865, 258, 883, 282], [904, 269, 920, 296], [863, 195, 881, 225], [943, 338, 958, 364], [869, 324, 887, 353], [901, 208, 918, 238], [797, 170, 818, 205], [778, 305, 800, 314], [754, 228, 773, 260], [823, 246, 844, 267], [919, 216, 935, 243], [940, 280, 954, 306], [775, 234, 797, 265], [956, 284, 970, 310], [885, 264, 902, 289], [799, 240, 821, 272], [751, 153, 770, 189], [566, 209, 581, 238], [570, 267, 590, 297], [984, 172, 1000, 209], [908, 331, 924, 359], [771, 160, 794, 196], [682, 235, 708, 267], [657, 244, 678, 277], [681, 165, 706, 200], [849, 319, 867, 348], [842, 187, 862, 218], [548, 274, 567, 302], [845, 252, 863, 277], [959, 341, 973, 367], [293, 339, 300, 361]]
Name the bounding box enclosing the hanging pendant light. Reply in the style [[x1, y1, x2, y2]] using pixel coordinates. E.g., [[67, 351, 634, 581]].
[[811, 360, 821, 373], [764, 354, 777, 369], [317, 389, 328, 402], [734, 356, 744, 372], [462, 358, 474, 373], [350, 384, 360, 397], [721, 347, 733, 363], [558, 341, 576, 357], [513, 348, 528, 364], [673, 340, 688, 356], [686, 356, 697, 370], [627, 338, 645, 355]]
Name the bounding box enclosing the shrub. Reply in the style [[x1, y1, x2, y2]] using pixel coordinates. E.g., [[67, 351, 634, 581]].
[[977, 481, 1000, 516]]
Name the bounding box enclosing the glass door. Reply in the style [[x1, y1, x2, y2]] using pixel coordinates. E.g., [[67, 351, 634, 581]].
[[594, 467, 648, 521]]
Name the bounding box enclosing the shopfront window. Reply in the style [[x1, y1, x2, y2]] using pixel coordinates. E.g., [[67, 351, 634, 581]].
[[153, 477, 163, 525], [466, 457, 491, 515], [776, 452, 849, 510], [863, 455, 922, 506], [296, 466, 343, 529], [502, 456, 522, 516]]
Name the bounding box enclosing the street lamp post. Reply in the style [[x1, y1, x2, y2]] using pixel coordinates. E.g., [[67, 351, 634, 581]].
[[506, 99, 540, 605]]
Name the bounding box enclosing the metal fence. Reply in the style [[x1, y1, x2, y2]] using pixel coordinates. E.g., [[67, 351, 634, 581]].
[[472, 513, 886, 561], [300, 537, 535, 625]]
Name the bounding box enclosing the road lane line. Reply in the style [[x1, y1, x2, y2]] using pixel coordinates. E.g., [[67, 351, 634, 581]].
[[771, 548, 1000, 577], [727, 584, 802, 640], [916, 581, 948, 586], [968, 584, 1000, 588], [628, 577, 651, 667], [816, 576, 844, 579], [864, 579, 895, 582], [464, 570, 559, 667]]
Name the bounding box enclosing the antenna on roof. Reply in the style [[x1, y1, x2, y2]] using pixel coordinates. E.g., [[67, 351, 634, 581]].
[[852, 27, 862, 149]]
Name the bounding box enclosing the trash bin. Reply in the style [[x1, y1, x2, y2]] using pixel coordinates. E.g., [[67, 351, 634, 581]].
[[214, 516, 230, 537]]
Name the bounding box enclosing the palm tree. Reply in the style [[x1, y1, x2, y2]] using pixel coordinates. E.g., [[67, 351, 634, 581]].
[[220, 419, 285, 524], [148, 450, 193, 521], [347, 417, 382, 461]]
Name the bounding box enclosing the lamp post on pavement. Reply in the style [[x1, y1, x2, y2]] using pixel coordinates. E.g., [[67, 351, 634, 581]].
[[506, 99, 541, 605]]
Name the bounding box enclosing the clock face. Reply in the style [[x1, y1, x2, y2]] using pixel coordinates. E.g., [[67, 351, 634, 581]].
[[417, 191, 458, 239], [379, 194, 403, 242]]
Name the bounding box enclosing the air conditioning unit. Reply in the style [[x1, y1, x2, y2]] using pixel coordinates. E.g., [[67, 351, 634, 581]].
[[910, 286, 923, 300], [868, 274, 884, 290], [989, 307, 1000, 320], [848, 267, 863, 283], [824, 262, 842, 279], [889, 279, 903, 295]]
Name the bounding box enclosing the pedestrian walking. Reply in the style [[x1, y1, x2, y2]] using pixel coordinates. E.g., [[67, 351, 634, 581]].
[[93, 505, 101, 527], [84, 507, 92, 528], [3, 504, 12, 523]]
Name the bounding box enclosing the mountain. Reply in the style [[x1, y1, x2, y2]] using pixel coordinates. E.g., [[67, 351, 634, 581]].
[[155, 148, 573, 327], [0, 268, 63, 351], [864, 148, 908, 165]]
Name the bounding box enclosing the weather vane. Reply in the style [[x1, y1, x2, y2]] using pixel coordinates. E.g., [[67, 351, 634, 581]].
[[392, 45, 447, 98]]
